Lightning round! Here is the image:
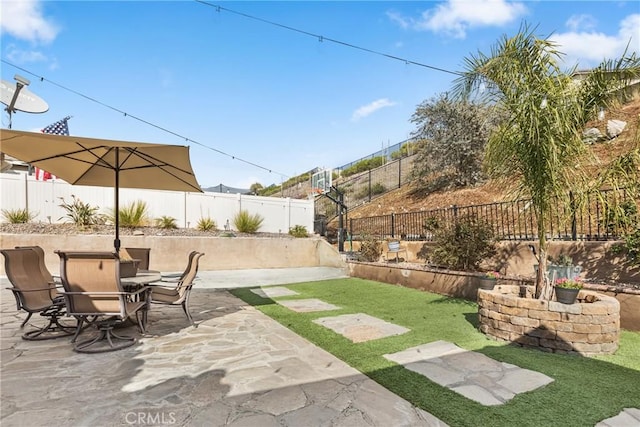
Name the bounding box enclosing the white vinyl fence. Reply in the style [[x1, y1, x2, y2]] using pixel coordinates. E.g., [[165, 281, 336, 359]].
[[0, 173, 314, 233]]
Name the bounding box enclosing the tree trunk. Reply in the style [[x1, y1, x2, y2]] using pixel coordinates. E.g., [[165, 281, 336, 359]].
[[535, 212, 553, 300]]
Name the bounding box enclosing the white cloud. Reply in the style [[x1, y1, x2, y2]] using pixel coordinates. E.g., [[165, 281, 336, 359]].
[[0, 0, 59, 43], [386, 11, 410, 30], [351, 98, 397, 122], [565, 14, 597, 32], [550, 14, 639, 68], [388, 0, 527, 39], [6, 43, 46, 62]]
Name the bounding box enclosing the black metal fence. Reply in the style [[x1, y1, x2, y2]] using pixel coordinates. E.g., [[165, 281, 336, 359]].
[[348, 188, 638, 241], [314, 154, 416, 220]]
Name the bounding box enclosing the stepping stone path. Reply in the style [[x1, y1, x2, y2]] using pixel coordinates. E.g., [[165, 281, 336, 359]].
[[277, 298, 341, 313], [314, 313, 410, 343], [596, 408, 640, 426], [384, 340, 554, 406], [250, 286, 299, 298]]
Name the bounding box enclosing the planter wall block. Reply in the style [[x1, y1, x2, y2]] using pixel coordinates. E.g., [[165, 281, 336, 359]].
[[477, 285, 620, 356]]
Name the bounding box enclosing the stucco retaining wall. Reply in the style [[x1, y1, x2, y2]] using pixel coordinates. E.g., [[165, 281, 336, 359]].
[[346, 240, 638, 284], [0, 234, 346, 274], [477, 285, 620, 356]]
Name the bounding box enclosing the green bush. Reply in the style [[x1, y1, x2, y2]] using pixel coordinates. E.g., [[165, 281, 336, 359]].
[[233, 210, 264, 234], [341, 156, 385, 178], [358, 234, 382, 262], [602, 200, 638, 234], [1, 208, 36, 224], [111, 200, 149, 228], [371, 182, 386, 195], [289, 225, 308, 238], [196, 217, 216, 231], [58, 195, 102, 227], [426, 214, 497, 271], [155, 216, 178, 229], [611, 229, 640, 266]]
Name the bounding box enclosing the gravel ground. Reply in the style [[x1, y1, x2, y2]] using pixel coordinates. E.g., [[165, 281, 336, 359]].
[[0, 223, 290, 238]]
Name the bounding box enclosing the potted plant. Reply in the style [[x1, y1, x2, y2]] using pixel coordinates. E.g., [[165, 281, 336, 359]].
[[554, 277, 583, 304], [534, 253, 582, 282], [478, 271, 500, 290]]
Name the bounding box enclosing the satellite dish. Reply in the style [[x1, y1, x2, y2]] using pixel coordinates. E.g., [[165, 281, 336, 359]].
[[0, 79, 49, 113]]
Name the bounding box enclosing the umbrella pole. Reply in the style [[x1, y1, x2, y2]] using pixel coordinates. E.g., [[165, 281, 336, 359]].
[[114, 149, 120, 252]]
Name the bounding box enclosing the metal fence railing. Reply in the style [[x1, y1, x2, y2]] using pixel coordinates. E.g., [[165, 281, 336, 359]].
[[348, 188, 638, 242], [314, 154, 416, 221]]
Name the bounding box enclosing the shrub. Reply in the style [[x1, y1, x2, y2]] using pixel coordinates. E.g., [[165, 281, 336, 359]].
[[611, 229, 640, 266], [341, 156, 385, 177], [113, 200, 149, 227], [358, 234, 382, 262], [426, 214, 497, 271], [58, 195, 101, 227], [289, 225, 308, 238], [371, 182, 386, 196], [197, 217, 216, 231], [155, 216, 178, 229], [1, 208, 36, 224], [602, 200, 638, 234], [233, 210, 264, 233]]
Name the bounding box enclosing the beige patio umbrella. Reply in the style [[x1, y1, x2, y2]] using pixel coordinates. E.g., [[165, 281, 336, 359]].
[[1, 128, 203, 251]]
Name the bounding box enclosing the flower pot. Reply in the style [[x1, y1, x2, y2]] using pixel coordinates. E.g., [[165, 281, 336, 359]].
[[478, 277, 496, 290], [555, 286, 580, 304]]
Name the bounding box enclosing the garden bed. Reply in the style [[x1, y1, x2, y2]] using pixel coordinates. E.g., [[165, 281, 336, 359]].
[[477, 285, 620, 356]]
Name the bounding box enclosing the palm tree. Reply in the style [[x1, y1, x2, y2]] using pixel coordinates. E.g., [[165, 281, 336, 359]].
[[452, 24, 639, 299]]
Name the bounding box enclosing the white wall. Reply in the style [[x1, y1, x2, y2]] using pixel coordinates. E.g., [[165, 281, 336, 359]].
[[0, 173, 314, 233]]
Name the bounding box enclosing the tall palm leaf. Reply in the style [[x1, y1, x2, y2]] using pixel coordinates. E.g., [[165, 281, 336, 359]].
[[452, 23, 640, 299]]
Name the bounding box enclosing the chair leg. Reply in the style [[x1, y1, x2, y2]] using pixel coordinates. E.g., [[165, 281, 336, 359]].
[[71, 317, 86, 343], [22, 308, 76, 341], [182, 294, 196, 327], [20, 312, 33, 328], [73, 320, 136, 353], [135, 310, 146, 334], [181, 302, 195, 327]]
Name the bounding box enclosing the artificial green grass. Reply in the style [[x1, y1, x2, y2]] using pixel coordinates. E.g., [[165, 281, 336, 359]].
[[231, 278, 640, 427]]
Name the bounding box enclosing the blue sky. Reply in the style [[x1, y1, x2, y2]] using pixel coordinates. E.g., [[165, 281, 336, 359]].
[[1, 1, 638, 189]]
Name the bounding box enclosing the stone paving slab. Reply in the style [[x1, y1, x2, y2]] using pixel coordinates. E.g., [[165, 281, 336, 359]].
[[0, 283, 445, 427], [596, 408, 640, 427], [313, 313, 410, 343], [277, 298, 341, 313], [250, 286, 299, 298], [384, 340, 554, 406]]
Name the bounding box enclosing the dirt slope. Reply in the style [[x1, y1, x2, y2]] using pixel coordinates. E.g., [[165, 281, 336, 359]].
[[346, 98, 639, 220]]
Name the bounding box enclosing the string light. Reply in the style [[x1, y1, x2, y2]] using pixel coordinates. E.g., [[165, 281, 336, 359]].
[[1, 60, 289, 180], [195, 1, 463, 77]]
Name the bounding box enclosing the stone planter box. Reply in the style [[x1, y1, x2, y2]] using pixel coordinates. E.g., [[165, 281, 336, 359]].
[[477, 285, 620, 356]]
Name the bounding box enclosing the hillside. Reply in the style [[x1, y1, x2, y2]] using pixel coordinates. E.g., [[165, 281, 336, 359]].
[[343, 97, 640, 220]]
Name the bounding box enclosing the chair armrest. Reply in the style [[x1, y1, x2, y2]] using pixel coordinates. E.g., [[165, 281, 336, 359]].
[[7, 285, 59, 293], [61, 290, 137, 297]]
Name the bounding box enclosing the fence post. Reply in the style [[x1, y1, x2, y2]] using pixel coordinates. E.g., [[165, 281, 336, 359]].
[[391, 213, 395, 238], [368, 170, 372, 202], [570, 191, 577, 241], [398, 158, 402, 189]]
